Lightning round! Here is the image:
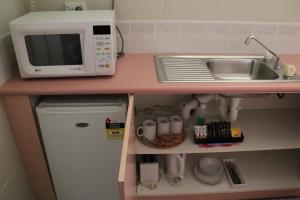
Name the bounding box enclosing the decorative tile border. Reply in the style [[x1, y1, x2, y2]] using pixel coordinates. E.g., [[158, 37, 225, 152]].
[[117, 20, 300, 54]]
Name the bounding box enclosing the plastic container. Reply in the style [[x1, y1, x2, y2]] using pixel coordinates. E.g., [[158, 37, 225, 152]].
[[194, 121, 244, 144], [223, 159, 246, 188]]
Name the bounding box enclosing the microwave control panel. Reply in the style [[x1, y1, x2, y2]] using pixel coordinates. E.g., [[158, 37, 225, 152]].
[[93, 25, 115, 75]]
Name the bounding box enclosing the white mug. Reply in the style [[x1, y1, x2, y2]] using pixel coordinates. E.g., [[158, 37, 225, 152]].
[[170, 115, 183, 134], [137, 120, 156, 140], [157, 117, 170, 136]]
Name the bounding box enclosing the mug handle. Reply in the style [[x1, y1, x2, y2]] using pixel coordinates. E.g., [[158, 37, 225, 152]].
[[136, 126, 144, 137]]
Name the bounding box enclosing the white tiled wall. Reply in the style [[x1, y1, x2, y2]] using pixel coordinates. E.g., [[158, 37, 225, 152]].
[[0, 161, 33, 200], [0, 0, 34, 199], [24, 0, 300, 23], [0, 0, 25, 33], [22, 0, 300, 54], [0, 33, 34, 200], [116, 0, 164, 20], [117, 21, 300, 54], [162, 0, 300, 22], [164, 0, 232, 21]]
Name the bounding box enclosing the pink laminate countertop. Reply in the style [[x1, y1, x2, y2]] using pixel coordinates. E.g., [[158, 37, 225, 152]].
[[1, 54, 300, 95]]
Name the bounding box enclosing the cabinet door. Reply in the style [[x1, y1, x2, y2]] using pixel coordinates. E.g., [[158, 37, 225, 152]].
[[2, 95, 56, 200], [118, 95, 137, 200]]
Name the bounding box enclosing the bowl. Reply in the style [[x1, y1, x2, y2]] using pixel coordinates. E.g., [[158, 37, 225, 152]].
[[193, 164, 224, 185], [199, 157, 223, 176]]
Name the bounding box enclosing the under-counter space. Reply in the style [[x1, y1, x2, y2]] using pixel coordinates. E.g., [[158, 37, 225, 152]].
[[2, 72, 300, 200], [1, 93, 300, 200], [135, 109, 300, 154], [1, 54, 300, 95], [131, 94, 300, 200]]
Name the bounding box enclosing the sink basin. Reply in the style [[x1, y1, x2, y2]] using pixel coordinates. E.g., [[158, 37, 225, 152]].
[[206, 59, 279, 80], [154, 55, 300, 83]]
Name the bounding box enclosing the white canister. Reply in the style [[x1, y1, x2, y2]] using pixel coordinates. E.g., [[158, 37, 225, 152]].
[[170, 115, 183, 134], [157, 117, 170, 136]]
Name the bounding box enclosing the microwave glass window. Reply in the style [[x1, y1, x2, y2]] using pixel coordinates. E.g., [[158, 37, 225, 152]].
[[25, 34, 83, 66]]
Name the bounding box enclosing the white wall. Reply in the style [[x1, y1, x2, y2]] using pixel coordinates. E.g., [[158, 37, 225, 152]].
[[118, 0, 300, 22], [24, 0, 300, 22], [0, 0, 34, 199], [22, 0, 300, 54]]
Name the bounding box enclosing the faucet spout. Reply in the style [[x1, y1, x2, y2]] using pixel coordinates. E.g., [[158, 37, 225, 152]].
[[244, 36, 254, 45], [244, 36, 281, 70]]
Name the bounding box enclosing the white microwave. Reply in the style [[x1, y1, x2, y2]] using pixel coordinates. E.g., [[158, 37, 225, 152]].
[[10, 10, 117, 78]]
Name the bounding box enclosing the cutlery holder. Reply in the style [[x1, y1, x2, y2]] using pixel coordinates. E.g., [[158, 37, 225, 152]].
[[223, 159, 246, 188]]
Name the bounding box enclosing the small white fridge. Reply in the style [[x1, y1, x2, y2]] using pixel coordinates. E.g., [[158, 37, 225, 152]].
[[36, 95, 127, 200]]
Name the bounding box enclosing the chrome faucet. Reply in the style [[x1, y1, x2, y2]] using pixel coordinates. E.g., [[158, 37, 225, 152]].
[[244, 36, 281, 70]]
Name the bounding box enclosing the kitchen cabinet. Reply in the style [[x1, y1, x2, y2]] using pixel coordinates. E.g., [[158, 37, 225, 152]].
[[1, 54, 300, 200], [2, 95, 56, 200], [2, 93, 300, 200], [118, 95, 137, 200], [118, 94, 300, 200]]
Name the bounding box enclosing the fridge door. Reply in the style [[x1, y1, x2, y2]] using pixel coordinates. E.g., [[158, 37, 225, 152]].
[[36, 104, 127, 200], [118, 95, 137, 200]]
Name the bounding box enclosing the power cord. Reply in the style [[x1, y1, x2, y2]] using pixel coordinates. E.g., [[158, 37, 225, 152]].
[[162, 169, 183, 187], [112, 0, 115, 11], [112, 0, 125, 58], [30, 0, 37, 11], [116, 26, 125, 58]]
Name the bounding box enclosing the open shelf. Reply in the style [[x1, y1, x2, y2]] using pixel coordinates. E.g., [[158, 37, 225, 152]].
[[135, 109, 300, 154], [137, 150, 300, 197]]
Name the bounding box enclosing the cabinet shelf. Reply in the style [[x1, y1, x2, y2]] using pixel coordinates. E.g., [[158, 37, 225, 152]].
[[137, 150, 300, 197], [135, 109, 300, 154]]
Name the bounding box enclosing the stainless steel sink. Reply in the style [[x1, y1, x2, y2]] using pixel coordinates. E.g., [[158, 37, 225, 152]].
[[154, 55, 300, 83], [206, 58, 279, 80]]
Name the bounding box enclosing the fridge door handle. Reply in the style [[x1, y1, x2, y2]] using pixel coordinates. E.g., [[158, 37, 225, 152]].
[[75, 122, 90, 128]]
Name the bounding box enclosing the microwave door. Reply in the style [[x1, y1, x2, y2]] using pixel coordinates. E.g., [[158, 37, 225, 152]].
[[46, 35, 64, 65], [59, 34, 83, 65], [26, 35, 50, 66], [25, 34, 83, 66]]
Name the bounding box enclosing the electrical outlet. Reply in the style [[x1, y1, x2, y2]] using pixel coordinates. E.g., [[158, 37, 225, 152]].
[[64, 2, 86, 11]]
